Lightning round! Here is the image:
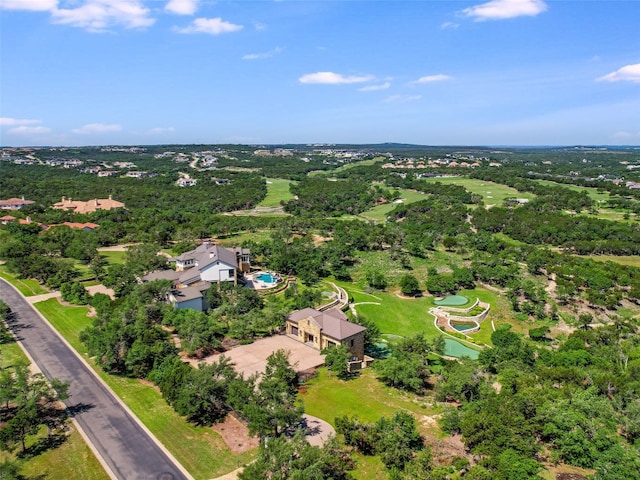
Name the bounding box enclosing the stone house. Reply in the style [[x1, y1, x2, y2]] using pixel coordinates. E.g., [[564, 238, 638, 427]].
[[285, 307, 366, 360]]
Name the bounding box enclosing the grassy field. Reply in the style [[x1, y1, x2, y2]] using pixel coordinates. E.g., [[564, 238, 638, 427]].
[[97, 249, 127, 265], [215, 229, 274, 247], [34, 298, 256, 479], [0, 322, 109, 480], [258, 178, 296, 207], [534, 179, 611, 203], [421, 176, 536, 206], [575, 254, 640, 268], [308, 158, 383, 178], [301, 368, 440, 479], [355, 189, 431, 223], [0, 267, 49, 296], [301, 368, 438, 426]]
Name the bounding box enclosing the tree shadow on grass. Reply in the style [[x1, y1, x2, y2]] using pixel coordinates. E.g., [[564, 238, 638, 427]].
[[17, 433, 67, 460]]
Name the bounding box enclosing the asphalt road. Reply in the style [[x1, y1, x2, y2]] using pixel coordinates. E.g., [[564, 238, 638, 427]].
[[0, 279, 189, 480]]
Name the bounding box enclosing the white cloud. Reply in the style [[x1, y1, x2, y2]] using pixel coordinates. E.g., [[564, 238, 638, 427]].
[[0, 0, 56, 11], [358, 82, 391, 92], [147, 127, 176, 134], [461, 0, 547, 21], [412, 74, 452, 84], [72, 123, 122, 134], [51, 0, 154, 31], [597, 63, 640, 83], [299, 72, 375, 85], [242, 47, 283, 60], [611, 130, 640, 139], [8, 126, 52, 135], [175, 17, 243, 35], [165, 0, 198, 15], [385, 94, 422, 103], [0, 117, 42, 126], [440, 21, 459, 30]]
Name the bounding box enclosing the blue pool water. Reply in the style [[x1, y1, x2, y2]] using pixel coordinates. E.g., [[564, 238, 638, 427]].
[[256, 273, 280, 284]]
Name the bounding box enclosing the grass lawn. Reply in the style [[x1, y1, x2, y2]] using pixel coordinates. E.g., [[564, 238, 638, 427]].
[[356, 189, 431, 223], [0, 266, 49, 296], [421, 176, 536, 206], [301, 369, 438, 426], [534, 179, 611, 203], [258, 178, 296, 207], [0, 341, 29, 369], [98, 249, 127, 265], [33, 298, 256, 479], [301, 368, 440, 479]]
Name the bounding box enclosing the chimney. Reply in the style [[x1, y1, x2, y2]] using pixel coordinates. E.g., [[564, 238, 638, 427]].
[[62, 196, 66, 202], [108, 194, 112, 201]]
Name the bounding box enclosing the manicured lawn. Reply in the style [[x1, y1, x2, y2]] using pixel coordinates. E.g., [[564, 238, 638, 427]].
[[34, 298, 257, 479], [98, 249, 127, 265], [18, 429, 111, 480], [357, 189, 430, 223], [258, 178, 296, 207], [421, 177, 536, 206], [301, 368, 438, 426], [0, 266, 49, 296], [301, 368, 440, 479], [0, 341, 29, 369], [35, 299, 93, 355]]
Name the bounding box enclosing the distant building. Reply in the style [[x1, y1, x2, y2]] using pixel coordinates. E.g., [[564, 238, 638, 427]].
[[51, 195, 125, 214], [0, 197, 35, 210], [177, 177, 197, 187]]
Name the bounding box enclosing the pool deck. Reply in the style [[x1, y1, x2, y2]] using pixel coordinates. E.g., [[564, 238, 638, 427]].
[[244, 271, 284, 290]]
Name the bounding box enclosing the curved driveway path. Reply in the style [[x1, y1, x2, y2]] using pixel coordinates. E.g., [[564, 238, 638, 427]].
[[0, 279, 189, 480]]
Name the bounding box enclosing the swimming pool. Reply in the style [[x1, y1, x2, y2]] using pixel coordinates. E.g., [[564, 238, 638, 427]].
[[255, 272, 281, 284]]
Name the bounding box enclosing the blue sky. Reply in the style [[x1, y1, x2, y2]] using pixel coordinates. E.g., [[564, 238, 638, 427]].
[[1, 0, 639, 146]]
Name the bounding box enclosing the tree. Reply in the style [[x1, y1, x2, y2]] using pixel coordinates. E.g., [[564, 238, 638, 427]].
[[239, 430, 353, 480], [366, 269, 387, 290], [239, 350, 303, 438], [322, 344, 352, 380], [399, 274, 421, 296]]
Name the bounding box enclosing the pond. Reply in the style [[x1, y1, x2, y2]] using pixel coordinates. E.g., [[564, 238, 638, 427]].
[[434, 295, 469, 307], [451, 321, 477, 332], [443, 338, 479, 359]]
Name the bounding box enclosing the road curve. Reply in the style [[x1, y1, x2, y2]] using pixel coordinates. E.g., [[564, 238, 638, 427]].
[[0, 279, 189, 480]]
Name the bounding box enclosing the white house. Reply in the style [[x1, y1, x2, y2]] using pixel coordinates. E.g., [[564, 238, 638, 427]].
[[143, 243, 251, 311]]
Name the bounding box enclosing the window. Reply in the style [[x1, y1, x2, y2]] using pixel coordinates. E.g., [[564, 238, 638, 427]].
[[228, 269, 235, 277], [350, 339, 354, 347]]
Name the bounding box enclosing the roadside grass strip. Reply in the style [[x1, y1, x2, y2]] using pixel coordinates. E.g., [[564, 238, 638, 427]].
[[0, 317, 109, 480], [0, 267, 49, 296], [34, 298, 256, 480]]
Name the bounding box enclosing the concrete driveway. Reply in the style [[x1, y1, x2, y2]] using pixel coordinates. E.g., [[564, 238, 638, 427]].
[[204, 335, 325, 379]]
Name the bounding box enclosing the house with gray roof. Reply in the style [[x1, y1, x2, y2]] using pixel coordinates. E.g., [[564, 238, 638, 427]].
[[142, 242, 250, 311], [285, 307, 366, 361]]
